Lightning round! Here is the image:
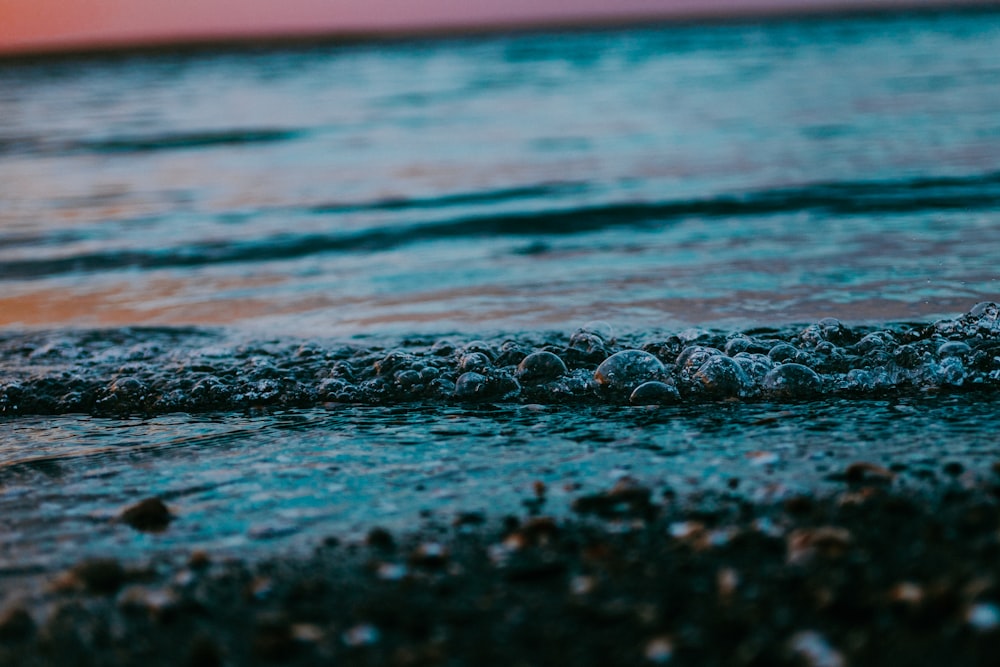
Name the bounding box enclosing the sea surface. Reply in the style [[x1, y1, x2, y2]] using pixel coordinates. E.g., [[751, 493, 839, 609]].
[[1, 9, 999, 581]]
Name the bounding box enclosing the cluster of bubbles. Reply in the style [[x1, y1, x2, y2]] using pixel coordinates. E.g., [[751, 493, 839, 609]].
[[1, 303, 998, 416]]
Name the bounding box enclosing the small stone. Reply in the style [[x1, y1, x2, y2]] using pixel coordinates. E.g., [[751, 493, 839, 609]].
[[0, 607, 34, 642], [717, 568, 740, 600], [577, 321, 614, 342], [724, 336, 754, 356], [746, 451, 779, 466], [69, 558, 127, 594], [888, 582, 924, 606], [644, 636, 674, 663], [594, 350, 666, 394], [459, 352, 492, 374], [629, 381, 680, 406], [454, 372, 489, 399], [675, 346, 723, 380], [762, 363, 822, 398], [733, 352, 774, 383], [967, 602, 1000, 632], [409, 542, 449, 568], [511, 516, 560, 547], [454, 372, 520, 400], [768, 343, 799, 363], [189, 550, 211, 569], [343, 623, 380, 647], [690, 355, 749, 397], [516, 351, 568, 384], [668, 521, 705, 540], [248, 577, 274, 601], [571, 479, 655, 518], [788, 630, 844, 667], [569, 321, 614, 355], [291, 623, 326, 643], [121, 497, 173, 532], [453, 511, 486, 528], [366, 527, 395, 551], [943, 461, 964, 477], [375, 562, 408, 581], [570, 575, 597, 596]]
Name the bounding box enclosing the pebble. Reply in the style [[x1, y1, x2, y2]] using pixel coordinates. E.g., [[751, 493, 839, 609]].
[[569, 321, 614, 355], [375, 562, 408, 581], [121, 497, 173, 532], [64, 558, 127, 594], [966, 602, 1000, 632], [888, 582, 924, 606], [454, 372, 490, 399], [459, 352, 492, 374], [0, 607, 34, 642], [746, 451, 779, 466], [291, 623, 325, 643], [515, 351, 568, 384], [716, 568, 740, 600], [342, 623, 380, 647], [454, 371, 520, 400], [768, 342, 799, 363], [409, 542, 449, 568], [762, 363, 822, 397], [689, 355, 749, 397], [732, 352, 774, 383], [644, 636, 674, 663], [787, 630, 845, 667], [629, 381, 680, 406], [571, 479, 655, 518], [675, 345, 723, 380], [594, 350, 666, 394], [366, 527, 395, 552]]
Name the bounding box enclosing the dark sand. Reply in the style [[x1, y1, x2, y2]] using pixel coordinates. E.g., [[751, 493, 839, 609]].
[[2, 465, 999, 667]]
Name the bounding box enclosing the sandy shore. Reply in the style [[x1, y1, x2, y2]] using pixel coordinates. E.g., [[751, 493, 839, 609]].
[[2, 464, 999, 667]]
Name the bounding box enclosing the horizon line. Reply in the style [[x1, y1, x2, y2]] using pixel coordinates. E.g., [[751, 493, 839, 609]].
[[1, 0, 998, 61]]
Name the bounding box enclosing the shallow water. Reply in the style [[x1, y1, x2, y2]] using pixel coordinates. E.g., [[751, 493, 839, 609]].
[[2, 396, 998, 582], [1, 9, 1000, 582]]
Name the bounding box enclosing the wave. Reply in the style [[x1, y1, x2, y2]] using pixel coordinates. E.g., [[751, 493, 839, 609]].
[[1, 303, 997, 417], [3, 171, 1000, 280], [0, 127, 304, 158]]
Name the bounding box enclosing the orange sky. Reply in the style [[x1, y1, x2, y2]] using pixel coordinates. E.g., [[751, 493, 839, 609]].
[[0, 0, 996, 54]]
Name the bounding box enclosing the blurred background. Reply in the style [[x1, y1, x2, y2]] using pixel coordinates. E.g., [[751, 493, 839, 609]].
[[1, 0, 999, 337], [4, 1, 996, 55]]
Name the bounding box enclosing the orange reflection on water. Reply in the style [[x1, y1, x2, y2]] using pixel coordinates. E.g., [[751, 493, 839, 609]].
[[0, 267, 980, 338]]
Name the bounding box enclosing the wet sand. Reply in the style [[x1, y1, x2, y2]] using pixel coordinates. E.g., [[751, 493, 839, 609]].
[[2, 465, 999, 667]]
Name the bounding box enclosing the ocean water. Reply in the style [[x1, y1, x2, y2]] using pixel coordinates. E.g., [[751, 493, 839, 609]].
[[1, 9, 1000, 578]]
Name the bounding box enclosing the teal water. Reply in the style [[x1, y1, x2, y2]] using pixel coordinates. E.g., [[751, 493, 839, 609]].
[[0, 9, 998, 333], [1, 8, 999, 580]]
